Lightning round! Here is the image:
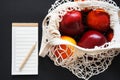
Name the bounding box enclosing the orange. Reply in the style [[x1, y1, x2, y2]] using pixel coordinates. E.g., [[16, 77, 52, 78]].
[[54, 36, 76, 60], [95, 8, 105, 12]]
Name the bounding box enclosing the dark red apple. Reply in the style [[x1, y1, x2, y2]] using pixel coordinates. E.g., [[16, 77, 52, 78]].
[[87, 9, 110, 32], [78, 30, 107, 49], [59, 10, 84, 36], [106, 29, 114, 42]]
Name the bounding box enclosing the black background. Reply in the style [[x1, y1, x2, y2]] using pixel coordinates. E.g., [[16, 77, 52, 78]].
[[0, 0, 120, 80]]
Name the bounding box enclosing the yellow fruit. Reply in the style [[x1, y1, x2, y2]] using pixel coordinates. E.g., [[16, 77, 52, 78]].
[[61, 36, 77, 45]]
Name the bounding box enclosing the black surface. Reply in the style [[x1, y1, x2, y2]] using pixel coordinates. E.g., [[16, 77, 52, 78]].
[[0, 0, 120, 80]]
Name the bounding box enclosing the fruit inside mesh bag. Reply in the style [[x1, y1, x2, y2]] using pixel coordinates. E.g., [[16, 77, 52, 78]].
[[39, 0, 120, 80]]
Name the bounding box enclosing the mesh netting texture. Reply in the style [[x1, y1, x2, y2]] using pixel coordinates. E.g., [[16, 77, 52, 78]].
[[39, 0, 120, 80]]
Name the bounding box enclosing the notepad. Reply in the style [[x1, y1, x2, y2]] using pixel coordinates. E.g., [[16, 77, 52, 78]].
[[12, 23, 38, 75]]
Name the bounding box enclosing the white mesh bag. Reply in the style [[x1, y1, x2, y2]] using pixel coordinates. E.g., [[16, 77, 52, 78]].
[[39, 0, 120, 80]]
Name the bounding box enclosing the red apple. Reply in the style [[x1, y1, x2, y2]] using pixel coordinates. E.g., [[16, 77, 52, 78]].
[[77, 30, 107, 48], [87, 9, 110, 32], [59, 10, 84, 36]]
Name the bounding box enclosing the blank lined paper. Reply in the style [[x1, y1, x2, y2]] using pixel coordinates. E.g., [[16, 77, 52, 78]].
[[12, 23, 38, 75]]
